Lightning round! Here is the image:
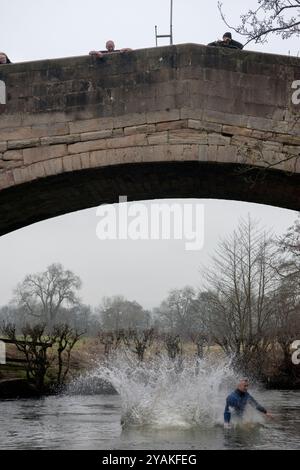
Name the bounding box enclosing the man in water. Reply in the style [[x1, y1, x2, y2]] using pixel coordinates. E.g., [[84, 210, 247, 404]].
[[224, 378, 272, 428], [89, 40, 131, 58], [208, 32, 243, 50]]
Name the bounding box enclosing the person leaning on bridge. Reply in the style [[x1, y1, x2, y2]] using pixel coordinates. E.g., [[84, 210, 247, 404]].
[[89, 40, 132, 58], [0, 52, 11, 64], [207, 32, 243, 50]]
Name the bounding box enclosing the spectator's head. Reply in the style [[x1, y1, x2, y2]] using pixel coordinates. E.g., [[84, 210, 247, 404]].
[[223, 32, 232, 44], [106, 40, 115, 52], [0, 52, 9, 64], [237, 378, 249, 393]]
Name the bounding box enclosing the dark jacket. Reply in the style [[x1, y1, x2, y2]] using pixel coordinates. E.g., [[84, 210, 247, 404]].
[[207, 39, 243, 50], [224, 389, 267, 423]]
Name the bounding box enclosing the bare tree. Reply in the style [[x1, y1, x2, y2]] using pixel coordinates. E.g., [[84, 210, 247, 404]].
[[52, 324, 84, 386], [99, 296, 151, 331], [277, 216, 300, 284], [14, 263, 82, 330], [163, 333, 183, 360], [122, 328, 155, 361], [218, 0, 300, 46], [1, 322, 83, 390], [98, 330, 124, 357], [190, 331, 208, 359], [155, 287, 199, 337], [202, 217, 278, 372], [271, 279, 300, 367], [1, 323, 53, 391]]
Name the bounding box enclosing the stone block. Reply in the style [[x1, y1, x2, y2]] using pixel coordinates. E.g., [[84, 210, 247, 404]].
[[80, 130, 112, 142], [69, 117, 114, 134], [68, 139, 107, 154], [0, 171, 14, 189], [147, 132, 168, 145], [8, 138, 40, 150], [146, 109, 180, 124], [156, 120, 188, 132], [23, 144, 67, 164], [3, 150, 23, 161], [124, 124, 156, 136], [169, 129, 208, 144], [106, 134, 148, 149], [41, 134, 81, 146]]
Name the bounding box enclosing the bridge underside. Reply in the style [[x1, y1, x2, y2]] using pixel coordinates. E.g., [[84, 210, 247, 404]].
[[0, 161, 299, 236]]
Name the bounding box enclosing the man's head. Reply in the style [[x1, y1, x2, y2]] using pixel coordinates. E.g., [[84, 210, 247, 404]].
[[237, 377, 249, 393], [0, 53, 8, 64], [223, 32, 232, 44], [106, 40, 115, 52]]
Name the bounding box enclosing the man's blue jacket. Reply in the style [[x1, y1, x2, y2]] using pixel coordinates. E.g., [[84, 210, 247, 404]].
[[224, 389, 267, 423]]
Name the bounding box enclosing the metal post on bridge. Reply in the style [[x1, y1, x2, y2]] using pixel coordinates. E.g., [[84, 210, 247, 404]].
[[155, 0, 174, 46]]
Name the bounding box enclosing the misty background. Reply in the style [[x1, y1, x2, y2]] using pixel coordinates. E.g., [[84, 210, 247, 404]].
[[0, 0, 298, 309]]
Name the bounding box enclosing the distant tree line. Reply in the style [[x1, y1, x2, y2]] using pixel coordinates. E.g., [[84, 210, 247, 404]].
[[1, 215, 300, 386]]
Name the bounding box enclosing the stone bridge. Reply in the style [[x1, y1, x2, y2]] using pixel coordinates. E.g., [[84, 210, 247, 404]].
[[0, 44, 299, 235]]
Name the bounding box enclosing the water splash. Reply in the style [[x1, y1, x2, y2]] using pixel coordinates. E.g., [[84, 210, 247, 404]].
[[71, 352, 246, 429]]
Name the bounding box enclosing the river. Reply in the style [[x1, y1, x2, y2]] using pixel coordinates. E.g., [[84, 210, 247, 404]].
[[1, 354, 299, 450], [0, 390, 299, 450]]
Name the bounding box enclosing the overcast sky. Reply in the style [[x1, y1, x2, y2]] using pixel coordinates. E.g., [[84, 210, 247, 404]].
[[0, 1, 298, 310]]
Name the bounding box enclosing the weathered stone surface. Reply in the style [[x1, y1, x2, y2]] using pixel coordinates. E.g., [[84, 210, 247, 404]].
[[3, 150, 23, 161], [221, 125, 253, 137], [68, 139, 107, 154], [208, 134, 231, 146], [146, 110, 180, 124], [0, 123, 69, 142], [23, 144, 67, 164], [27, 162, 46, 179], [79, 153, 90, 169], [42, 158, 64, 176], [62, 154, 82, 172], [40, 134, 81, 146], [69, 118, 114, 134], [0, 142, 7, 153], [147, 132, 168, 145], [106, 134, 148, 149], [13, 167, 31, 185], [80, 130, 112, 142], [0, 171, 14, 190], [203, 110, 248, 127], [188, 119, 222, 133], [169, 130, 208, 145], [113, 113, 146, 129], [156, 120, 188, 132], [0, 160, 22, 170], [8, 138, 40, 150], [112, 128, 124, 137], [124, 124, 155, 136]]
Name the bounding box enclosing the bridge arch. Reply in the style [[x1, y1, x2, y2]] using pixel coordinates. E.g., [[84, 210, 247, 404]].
[[0, 44, 299, 234]]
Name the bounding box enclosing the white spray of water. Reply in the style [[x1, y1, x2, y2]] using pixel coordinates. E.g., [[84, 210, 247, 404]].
[[73, 352, 248, 429]]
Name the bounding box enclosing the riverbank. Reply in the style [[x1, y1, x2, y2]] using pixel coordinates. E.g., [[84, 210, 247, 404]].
[[1, 337, 299, 398], [1, 373, 299, 400]]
